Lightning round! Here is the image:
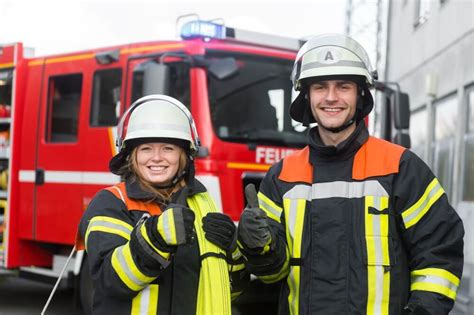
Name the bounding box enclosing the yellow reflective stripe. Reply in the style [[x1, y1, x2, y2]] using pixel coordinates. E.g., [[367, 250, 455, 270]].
[[157, 210, 177, 245], [365, 196, 390, 315], [258, 192, 283, 223], [139, 224, 170, 260], [131, 284, 159, 315], [111, 244, 156, 291], [259, 250, 290, 283], [283, 197, 306, 315], [85, 216, 133, 250], [402, 178, 444, 229], [411, 268, 460, 300]]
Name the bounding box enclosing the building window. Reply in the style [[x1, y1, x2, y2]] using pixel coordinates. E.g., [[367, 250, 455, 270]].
[[462, 88, 474, 202], [46, 74, 82, 143], [90, 68, 122, 127], [410, 107, 428, 160], [433, 94, 457, 198], [414, 0, 431, 27]]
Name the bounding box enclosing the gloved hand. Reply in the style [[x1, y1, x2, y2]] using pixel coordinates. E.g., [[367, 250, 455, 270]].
[[145, 205, 195, 253], [202, 212, 237, 252], [403, 303, 430, 315], [237, 184, 272, 254]]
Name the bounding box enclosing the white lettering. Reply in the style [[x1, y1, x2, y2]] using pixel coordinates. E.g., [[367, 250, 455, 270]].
[[255, 147, 299, 164]]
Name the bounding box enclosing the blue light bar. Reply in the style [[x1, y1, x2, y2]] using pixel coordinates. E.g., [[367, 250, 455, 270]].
[[180, 21, 226, 40]]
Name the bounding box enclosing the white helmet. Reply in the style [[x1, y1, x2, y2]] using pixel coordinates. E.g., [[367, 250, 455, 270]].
[[290, 34, 377, 125], [110, 95, 200, 175]]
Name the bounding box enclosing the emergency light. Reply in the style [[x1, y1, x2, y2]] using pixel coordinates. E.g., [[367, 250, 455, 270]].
[[180, 21, 226, 40], [180, 20, 304, 51]]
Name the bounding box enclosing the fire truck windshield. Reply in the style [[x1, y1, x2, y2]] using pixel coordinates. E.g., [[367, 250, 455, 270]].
[[207, 53, 307, 148]]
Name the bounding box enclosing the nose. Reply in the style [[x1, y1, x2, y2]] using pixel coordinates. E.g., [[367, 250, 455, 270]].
[[325, 85, 338, 103], [151, 148, 163, 161]]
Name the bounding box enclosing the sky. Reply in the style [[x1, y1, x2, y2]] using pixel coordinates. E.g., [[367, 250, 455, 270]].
[[0, 0, 348, 56]]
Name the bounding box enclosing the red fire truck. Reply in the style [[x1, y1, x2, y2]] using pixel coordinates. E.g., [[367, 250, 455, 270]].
[[0, 19, 410, 312]]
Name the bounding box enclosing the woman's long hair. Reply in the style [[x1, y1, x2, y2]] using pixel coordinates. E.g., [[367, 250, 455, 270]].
[[126, 147, 189, 205]]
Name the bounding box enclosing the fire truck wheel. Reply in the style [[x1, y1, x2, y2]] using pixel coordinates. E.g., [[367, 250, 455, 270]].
[[79, 255, 93, 315]]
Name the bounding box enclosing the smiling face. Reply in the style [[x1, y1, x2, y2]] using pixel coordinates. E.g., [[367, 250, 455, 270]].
[[309, 79, 358, 132], [134, 142, 184, 186]]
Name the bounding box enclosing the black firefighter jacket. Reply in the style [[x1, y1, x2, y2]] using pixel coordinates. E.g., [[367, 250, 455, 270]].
[[78, 178, 246, 315], [245, 122, 464, 315]]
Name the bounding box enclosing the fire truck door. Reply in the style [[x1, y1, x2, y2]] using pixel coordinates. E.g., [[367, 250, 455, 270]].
[[33, 61, 88, 244]]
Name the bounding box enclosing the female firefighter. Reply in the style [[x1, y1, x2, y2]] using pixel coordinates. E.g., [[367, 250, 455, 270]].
[[78, 95, 247, 315]]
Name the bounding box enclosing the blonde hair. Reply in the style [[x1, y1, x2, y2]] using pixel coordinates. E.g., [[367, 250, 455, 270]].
[[126, 146, 189, 204]]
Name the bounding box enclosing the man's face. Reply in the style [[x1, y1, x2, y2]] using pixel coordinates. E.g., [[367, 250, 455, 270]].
[[308, 80, 358, 131]]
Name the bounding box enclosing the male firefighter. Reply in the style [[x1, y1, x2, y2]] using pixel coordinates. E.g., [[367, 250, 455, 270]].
[[237, 34, 464, 314]]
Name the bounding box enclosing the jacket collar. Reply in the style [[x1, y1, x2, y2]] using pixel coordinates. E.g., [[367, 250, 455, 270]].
[[308, 121, 369, 163]]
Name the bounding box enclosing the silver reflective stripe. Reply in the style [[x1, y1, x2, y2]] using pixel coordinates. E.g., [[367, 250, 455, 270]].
[[162, 211, 173, 244], [372, 196, 383, 265], [128, 122, 188, 133], [88, 220, 131, 235], [139, 285, 151, 315], [287, 199, 299, 245], [372, 196, 384, 314], [412, 274, 458, 292], [258, 195, 282, 220], [116, 247, 147, 288], [284, 181, 388, 200], [302, 60, 366, 70], [402, 181, 442, 225]]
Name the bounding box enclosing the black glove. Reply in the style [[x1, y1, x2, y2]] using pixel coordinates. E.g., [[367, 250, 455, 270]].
[[237, 184, 272, 254], [145, 205, 195, 252], [403, 303, 430, 315], [202, 212, 237, 252]]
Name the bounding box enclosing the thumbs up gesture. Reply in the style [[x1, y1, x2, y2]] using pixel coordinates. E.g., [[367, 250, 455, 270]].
[[237, 184, 272, 254]]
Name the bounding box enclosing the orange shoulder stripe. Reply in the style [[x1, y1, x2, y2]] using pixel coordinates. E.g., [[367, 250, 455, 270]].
[[353, 136, 405, 180], [278, 146, 312, 184], [105, 182, 162, 215]]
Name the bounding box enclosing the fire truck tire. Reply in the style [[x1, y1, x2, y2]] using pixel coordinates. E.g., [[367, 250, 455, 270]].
[[79, 255, 93, 315]]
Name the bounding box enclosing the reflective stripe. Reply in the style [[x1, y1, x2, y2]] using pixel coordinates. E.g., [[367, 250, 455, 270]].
[[85, 216, 132, 250], [411, 268, 459, 300], [302, 60, 367, 71], [131, 284, 159, 315], [111, 244, 155, 291], [365, 196, 390, 315], [139, 223, 170, 261], [284, 181, 388, 200], [402, 178, 444, 229], [258, 192, 283, 223], [283, 196, 306, 315], [157, 210, 177, 245]]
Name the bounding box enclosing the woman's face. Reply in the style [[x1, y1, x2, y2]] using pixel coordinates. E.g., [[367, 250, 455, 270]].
[[135, 143, 183, 186]]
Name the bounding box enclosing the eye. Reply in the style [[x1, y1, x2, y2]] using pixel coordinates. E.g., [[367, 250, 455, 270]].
[[139, 145, 152, 151], [163, 145, 175, 152]]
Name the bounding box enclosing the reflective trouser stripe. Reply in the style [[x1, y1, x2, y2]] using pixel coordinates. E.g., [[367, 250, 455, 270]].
[[411, 268, 460, 300], [284, 197, 306, 315], [111, 243, 156, 291], [85, 216, 133, 250], [131, 284, 159, 315], [402, 178, 444, 229], [258, 191, 283, 223], [365, 196, 390, 315]]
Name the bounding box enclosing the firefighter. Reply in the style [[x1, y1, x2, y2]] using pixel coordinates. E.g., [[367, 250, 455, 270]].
[[237, 34, 464, 314], [78, 95, 247, 315]]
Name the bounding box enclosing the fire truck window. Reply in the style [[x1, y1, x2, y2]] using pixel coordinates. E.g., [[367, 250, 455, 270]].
[[433, 94, 458, 198], [0, 71, 12, 105], [208, 54, 306, 147], [90, 68, 122, 126], [131, 62, 190, 109], [46, 74, 82, 143], [462, 88, 474, 202]]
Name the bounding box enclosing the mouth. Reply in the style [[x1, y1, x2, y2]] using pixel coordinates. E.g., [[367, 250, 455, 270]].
[[320, 107, 345, 115], [147, 165, 167, 172]]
